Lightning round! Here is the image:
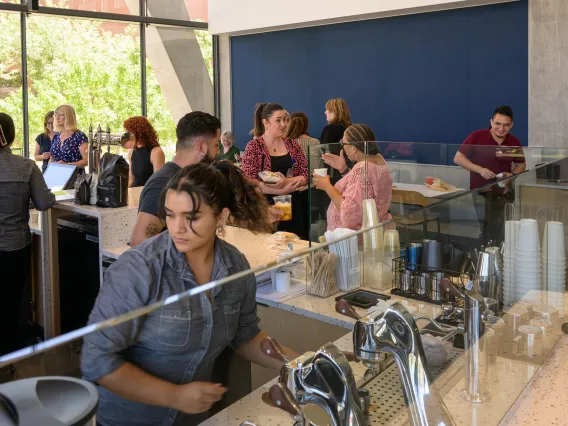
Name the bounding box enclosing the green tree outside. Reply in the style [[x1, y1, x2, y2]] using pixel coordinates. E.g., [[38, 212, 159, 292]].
[[0, 4, 212, 160]]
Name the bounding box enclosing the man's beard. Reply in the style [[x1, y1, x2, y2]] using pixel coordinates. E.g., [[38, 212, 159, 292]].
[[200, 149, 216, 164]]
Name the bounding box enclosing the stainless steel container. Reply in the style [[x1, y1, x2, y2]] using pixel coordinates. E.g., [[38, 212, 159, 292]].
[[429, 272, 445, 301], [422, 239, 443, 271], [400, 270, 412, 292]]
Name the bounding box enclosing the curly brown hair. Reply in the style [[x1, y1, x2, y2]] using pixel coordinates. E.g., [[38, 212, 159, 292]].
[[158, 161, 274, 235], [123, 116, 160, 150]]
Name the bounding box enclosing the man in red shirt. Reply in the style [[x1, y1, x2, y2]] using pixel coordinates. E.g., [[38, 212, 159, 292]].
[[454, 106, 526, 244]]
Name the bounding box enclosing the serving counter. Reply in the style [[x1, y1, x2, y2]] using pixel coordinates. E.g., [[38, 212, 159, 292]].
[[203, 290, 568, 426], [13, 149, 568, 426]]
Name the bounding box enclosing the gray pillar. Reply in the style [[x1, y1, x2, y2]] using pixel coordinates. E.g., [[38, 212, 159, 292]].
[[146, 0, 214, 116], [529, 0, 568, 148], [219, 34, 232, 132]]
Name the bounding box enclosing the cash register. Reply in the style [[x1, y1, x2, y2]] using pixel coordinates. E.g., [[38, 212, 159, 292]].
[[43, 163, 79, 201]]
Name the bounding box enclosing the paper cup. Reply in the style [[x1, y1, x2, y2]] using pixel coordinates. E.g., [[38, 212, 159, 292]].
[[314, 168, 328, 177], [517, 219, 540, 251]]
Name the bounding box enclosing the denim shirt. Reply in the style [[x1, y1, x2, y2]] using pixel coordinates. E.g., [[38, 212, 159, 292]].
[[81, 231, 260, 426]]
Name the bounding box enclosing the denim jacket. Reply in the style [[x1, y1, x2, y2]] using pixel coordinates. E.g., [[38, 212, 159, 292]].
[[81, 231, 260, 426]]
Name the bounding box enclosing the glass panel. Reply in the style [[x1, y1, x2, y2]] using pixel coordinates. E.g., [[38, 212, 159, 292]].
[[145, 26, 213, 160], [26, 15, 141, 156], [0, 11, 23, 155], [39, 0, 140, 16], [146, 0, 207, 22], [0, 0, 22, 3], [4, 149, 568, 426]]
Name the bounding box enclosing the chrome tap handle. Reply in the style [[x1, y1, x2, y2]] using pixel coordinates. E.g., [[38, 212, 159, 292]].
[[366, 303, 455, 426]]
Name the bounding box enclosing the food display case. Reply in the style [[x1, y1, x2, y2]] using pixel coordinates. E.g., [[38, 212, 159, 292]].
[[2, 145, 568, 426]]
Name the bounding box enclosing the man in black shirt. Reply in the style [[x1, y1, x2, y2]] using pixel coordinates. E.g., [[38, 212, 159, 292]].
[[130, 112, 221, 247]]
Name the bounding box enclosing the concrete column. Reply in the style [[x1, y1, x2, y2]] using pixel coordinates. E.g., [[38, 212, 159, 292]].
[[141, 0, 214, 118], [529, 0, 568, 148], [219, 34, 232, 131]]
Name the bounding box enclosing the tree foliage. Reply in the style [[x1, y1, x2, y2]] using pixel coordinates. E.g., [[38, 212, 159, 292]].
[[0, 3, 213, 157]]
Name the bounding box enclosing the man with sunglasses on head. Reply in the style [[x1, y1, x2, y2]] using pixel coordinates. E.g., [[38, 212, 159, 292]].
[[454, 106, 526, 244]]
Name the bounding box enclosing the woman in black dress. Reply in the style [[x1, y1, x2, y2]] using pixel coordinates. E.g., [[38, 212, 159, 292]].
[[122, 116, 166, 187], [33, 111, 55, 172]]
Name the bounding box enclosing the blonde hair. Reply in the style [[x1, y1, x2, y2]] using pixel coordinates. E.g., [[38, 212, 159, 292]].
[[54, 105, 79, 133], [325, 98, 352, 128], [221, 130, 234, 145]]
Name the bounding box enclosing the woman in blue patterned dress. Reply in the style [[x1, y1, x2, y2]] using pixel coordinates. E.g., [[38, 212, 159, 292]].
[[49, 105, 88, 171]]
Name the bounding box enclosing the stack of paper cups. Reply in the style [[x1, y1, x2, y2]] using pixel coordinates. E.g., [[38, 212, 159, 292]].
[[542, 221, 566, 293], [515, 219, 541, 302], [503, 220, 519, 306]]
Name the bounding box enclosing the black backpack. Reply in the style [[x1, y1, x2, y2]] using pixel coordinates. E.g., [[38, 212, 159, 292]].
[[97, 153, 129, 208]]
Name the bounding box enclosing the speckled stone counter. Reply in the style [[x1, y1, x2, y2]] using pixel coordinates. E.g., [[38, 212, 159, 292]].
[[38, 188, 141, 338], [201, 290, 568, 426]]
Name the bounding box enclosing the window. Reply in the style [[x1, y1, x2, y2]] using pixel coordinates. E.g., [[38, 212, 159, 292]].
[[26, 16, 141, 154], [145, 26, 213, 158], [0, 0, 214, 159], [146, 0, 207, 21], [40, 0, 140, 15], [0, 12, 23, 155]]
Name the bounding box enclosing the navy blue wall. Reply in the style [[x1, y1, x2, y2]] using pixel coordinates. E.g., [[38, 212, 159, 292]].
[[231, 0, 528, 155]]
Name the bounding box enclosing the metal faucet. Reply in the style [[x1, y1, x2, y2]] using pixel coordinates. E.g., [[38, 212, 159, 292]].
[[290, 343, 367, 426], [352, 302, 455, 426], [262, 338, 367, 426]]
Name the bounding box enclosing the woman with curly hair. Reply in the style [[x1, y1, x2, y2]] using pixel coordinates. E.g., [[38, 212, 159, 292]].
[[122, 116, 166, 187]]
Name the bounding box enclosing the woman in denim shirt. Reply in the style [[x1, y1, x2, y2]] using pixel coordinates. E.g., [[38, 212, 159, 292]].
[[82, 161, 296, 426]]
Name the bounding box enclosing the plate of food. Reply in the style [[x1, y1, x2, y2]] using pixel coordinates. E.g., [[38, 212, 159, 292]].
[[259, 171, 283, 183], [425, 176, 456, 192], [273, 231, 299, 244]]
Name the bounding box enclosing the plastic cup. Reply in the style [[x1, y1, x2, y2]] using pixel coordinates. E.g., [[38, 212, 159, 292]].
[[544, 221, 566, 261], [517, 219, 540, 251], [273, 195, 292, 221], [504, 220, 520, 256], [313, 168, 328, 177], [384, 230, 400, 252]]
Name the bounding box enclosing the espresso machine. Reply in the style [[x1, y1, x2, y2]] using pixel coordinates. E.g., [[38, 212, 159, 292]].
[[87, 124, 125, 175]]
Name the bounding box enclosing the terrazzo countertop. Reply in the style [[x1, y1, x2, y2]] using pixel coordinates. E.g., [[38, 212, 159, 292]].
[[101, 226, 313, 265], [498, 336, 568, 426], [54, 186, 142, 218], [258, 289, 443, 330], [202, 290, 568, 426]]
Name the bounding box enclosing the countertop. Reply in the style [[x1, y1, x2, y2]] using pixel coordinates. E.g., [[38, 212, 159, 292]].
[[392, 182, 465, 198], [52, 185, 141, 218], [258, 288, 443, 330], [202, 290, 568, 426], [102, 226, 313, 265], [520, 180, 568, 190]]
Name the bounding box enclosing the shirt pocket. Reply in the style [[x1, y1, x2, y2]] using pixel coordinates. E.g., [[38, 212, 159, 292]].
[[223, 303, 241, 342], [157, 308, 191, 347]]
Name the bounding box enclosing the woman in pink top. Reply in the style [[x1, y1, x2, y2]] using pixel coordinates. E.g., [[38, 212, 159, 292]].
[[312, 124, 394, 231]]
